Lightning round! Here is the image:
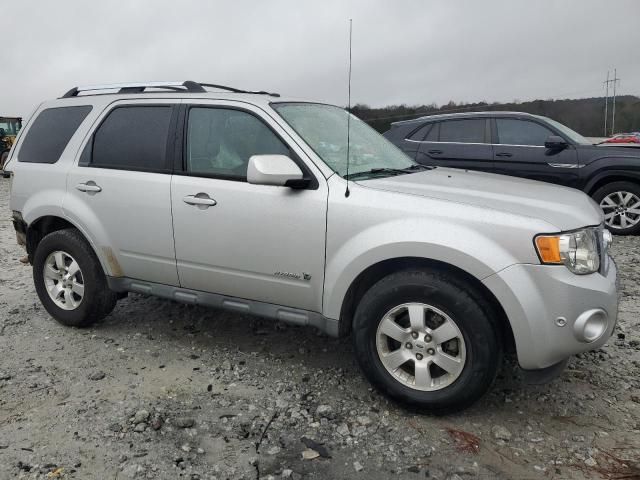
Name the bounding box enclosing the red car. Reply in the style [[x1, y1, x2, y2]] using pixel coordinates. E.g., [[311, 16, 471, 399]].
[[602, 133, 640, 144]]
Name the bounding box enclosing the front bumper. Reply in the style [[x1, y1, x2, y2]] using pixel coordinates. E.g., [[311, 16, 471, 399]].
[[483, 256, 617, 370]]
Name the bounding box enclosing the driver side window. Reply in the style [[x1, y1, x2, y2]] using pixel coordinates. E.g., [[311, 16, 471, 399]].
[[495, 119, 554, 146], [186, 108, 290, 180]]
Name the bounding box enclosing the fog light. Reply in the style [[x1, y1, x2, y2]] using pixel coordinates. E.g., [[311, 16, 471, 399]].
[[573, 309, 608, 343]]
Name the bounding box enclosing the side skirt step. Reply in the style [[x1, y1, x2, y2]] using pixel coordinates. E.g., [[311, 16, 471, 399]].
[[107, 276, 339, 336]]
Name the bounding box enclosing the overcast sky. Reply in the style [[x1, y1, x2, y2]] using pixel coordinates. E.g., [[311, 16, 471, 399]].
[[3, 0, 639, 117]]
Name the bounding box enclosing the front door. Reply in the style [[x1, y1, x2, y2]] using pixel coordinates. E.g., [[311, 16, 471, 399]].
[[491, 118, 580, 187], [416, 118, 493, 172], [65, 101, 179, 285], [171, 102, 327, 312]]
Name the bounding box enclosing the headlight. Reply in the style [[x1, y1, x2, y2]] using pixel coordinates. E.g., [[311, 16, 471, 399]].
[[535, 228, 600, 275]]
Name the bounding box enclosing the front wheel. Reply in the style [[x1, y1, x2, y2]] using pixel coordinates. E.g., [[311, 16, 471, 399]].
[[352, 269, 501, 414], [33, 228, 117, 327], [592, 181, 640, 235]]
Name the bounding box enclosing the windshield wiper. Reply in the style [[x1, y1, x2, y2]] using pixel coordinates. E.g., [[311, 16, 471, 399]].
[[344, 168, 410, 180], [344, 164, 433, 180], [402, 164, 433, 171]]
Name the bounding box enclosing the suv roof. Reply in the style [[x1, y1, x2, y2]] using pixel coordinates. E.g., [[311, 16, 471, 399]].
[[61, 80, 281, 99], [391, 111, 543, 127], [52, 80, 310, 109]]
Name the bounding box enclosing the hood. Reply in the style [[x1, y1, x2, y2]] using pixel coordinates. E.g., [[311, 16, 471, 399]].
[[359, 168, 603, 231], [593, 143, 640, 155]]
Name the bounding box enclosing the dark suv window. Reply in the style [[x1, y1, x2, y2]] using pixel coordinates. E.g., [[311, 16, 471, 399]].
[[407, 124, 430, 141], [91, 106, 173, 171], [496, 119, 554, 146], [438, 119, 485, 143], [186, 107, 290, 179], [18, 106, 92, 164]]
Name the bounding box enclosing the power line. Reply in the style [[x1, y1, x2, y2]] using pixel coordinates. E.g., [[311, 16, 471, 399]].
[[603, 69, 621, 136]]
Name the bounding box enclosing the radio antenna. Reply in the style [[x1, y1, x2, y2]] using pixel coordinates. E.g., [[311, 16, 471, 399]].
[[345, 18, 353, 198]]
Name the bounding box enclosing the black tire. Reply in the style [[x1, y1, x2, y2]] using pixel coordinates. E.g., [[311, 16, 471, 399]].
[[33, 228, 117, 327], [352, 269, 501, 414], [592, 181, 640, 236]]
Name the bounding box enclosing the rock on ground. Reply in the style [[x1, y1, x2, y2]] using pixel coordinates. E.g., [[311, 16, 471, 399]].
[[0, 178, 638, 479]]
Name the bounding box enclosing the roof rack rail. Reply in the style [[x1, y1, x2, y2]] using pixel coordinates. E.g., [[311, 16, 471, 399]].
[[61, 81, 280, 98], [61, 81, 206, 98], [199, 83, 280, 97]]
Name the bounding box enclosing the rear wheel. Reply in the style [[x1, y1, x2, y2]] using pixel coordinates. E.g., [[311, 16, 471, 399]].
[[592, 181, 640, 235], [33, 228, 117, 327], [352, 269, 501, 414]]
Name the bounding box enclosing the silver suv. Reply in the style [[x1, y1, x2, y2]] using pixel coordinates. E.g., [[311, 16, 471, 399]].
[[5, 81, 618, 413]]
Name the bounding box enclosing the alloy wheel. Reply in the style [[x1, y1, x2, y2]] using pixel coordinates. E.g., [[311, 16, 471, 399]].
[[600, 191, 640, 230], [375, 303, 466, 391], [43, 250, 85, 310]]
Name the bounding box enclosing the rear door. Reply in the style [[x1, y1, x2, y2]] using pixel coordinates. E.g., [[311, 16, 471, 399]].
[[64, 100, 179, 285], [492, 117, 579, 187], [416, 118, 493, 171]]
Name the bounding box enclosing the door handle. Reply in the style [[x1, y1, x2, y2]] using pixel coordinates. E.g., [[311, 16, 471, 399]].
[[76, 182, 102, 193], [495, 152, 513, 158], [428, 149, 443, 155], [183, 194, 217, 207]]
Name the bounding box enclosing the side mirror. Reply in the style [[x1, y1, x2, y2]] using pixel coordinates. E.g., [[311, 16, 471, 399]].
[[545, 135, 568, 150], [247, 154, 308, 188]]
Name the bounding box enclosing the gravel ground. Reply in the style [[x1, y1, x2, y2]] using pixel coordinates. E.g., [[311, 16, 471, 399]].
[[0, 177, 639, 480]]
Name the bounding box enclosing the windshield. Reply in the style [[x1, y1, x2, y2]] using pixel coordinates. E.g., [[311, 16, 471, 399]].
[[0, 119, 21, 136], [273, 102, 416, 179], [542, 117, 591, 145]]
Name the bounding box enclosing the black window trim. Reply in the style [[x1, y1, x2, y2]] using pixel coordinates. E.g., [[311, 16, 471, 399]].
[[174, 103, 319, 190], [82, 103, 179, 174]]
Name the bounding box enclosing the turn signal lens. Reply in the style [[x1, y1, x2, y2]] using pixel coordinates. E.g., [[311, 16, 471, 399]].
[[535, 236, 562, 263], [534, 228, 600, 275]]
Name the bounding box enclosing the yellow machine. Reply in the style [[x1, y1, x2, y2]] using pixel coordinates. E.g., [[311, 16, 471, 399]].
[[1, 116, 22, 168]]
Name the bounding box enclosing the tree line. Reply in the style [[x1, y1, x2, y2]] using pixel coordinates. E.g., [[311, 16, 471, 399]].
[[352, 95, 640, 137]]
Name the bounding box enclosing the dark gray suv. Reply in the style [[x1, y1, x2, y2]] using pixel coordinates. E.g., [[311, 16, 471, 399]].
[[385, 112, 640, 235]]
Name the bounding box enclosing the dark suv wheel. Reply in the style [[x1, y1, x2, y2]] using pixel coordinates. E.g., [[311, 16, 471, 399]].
[[33, 228, 117, 327], [592, 181, 640, 235], [352, 269, 501, 414]]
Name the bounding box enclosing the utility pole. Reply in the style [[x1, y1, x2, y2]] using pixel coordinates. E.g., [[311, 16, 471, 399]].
[[603, 69, 621, 136], [611, 68, 620, 135], [604, 71, 609, 136]]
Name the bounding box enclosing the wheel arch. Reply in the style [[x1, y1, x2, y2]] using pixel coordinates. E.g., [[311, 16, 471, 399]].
[[336, 256, 516, 353], [585, 171, 640, 196], [26, 215, 114, 276]]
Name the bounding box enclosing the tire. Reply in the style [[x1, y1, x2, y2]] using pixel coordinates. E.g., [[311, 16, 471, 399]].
[[33, 228, 117, 327], [352, 269, 501, 414], [0, 151, 8, 170], [592, 181, 640, 236]]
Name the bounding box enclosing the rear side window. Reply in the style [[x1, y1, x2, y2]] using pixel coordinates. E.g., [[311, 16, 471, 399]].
[[424, 123, 439, 141], [496, 119, 554, 146], [407, 124, 430, 140], [439, 119, 485, 143], [91, 106, 173, 171], [18, 106, 92, 163]]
